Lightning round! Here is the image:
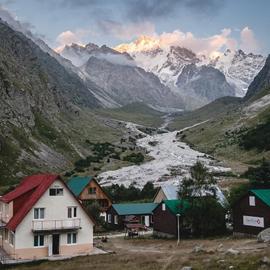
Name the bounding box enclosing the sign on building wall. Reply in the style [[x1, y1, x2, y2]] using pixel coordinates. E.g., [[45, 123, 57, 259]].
[[243, 215, 264, 228]]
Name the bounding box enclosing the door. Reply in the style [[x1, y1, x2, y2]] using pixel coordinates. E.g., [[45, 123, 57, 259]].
[[52, 234, 60, 255], [144, 216, 150, 227]]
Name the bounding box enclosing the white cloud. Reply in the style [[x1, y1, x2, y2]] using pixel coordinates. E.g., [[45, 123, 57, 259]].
[[55, 29, 90, 52], [115, 26, 260, 57], [240, 26, 260, 53]]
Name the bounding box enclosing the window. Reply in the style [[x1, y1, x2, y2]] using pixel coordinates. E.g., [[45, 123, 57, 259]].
[[34, 235, 44, 247], [162, 203, 166, 211], [68, 207, 77, 218], [88, 187, 96, 194], [49, 188, 63, 196], [4, 229, 8, 241], [108, 214, 111, 223], [9, 231, 14, 245], [67, 233, 77, 244], [249, 196, 256, 206], [114, 215, 118, 224], [34, 208, 45, 219]]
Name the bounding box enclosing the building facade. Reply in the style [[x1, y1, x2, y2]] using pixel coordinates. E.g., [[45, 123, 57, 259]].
[[153, 200, 189, 238], [67, 176, 112, 214], [106, 203, 157, 230], [0, 174, 95, 260], [233, 189, 270, 236]]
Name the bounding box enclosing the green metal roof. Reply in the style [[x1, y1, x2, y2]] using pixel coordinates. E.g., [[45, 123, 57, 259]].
[[67, 176, 93, 196], [251, 189, 270, 207], [164, 199, 190, 215], [112, 203, 158, 215]]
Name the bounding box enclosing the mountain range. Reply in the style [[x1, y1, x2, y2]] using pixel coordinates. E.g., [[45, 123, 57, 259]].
[[61, 37, 265, 110], [0, 11, 270, 185]]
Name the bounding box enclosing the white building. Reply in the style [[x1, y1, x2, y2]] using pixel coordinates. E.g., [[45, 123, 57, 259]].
[[0, 174, 95, 260]]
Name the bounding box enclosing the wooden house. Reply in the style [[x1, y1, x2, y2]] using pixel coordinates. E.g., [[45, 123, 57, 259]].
[[233, 189, 270, 236], [106, 203, 157, 229], [153, 199, 189, 238], [0, 174, 95, 260], [67, 176, 112, 217], [153, 185, 178, 203]]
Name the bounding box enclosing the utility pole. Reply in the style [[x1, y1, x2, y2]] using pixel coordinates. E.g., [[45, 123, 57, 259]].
[[177, 213, 180, 246]]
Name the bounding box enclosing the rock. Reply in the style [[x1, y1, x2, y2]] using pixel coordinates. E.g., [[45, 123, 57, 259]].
[[226, 248, 240, 255], [193, 244, 204, 253], [258, 228, 270, 243], [260, 256, 270, 265], [229, 266, 234, 269], [216, 243, 224, 252], [181, 267, 192, 270]]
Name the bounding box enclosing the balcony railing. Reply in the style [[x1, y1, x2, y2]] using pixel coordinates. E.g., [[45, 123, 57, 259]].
[[32, 218, 81, 232]]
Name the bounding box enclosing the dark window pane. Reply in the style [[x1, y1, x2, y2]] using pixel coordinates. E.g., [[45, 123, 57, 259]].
[[73, 233, 77, 243], [34, 235, 38, 246], [73, 207, 77, 217], [39, 235, 44, 246], [49, 189, 56, 196], [68, 208, 72, 218]]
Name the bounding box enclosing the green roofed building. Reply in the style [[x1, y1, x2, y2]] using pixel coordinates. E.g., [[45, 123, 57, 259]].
[[106, 203, 158, 229], [153, 199, 190, 238], [232, 189, 270, 236], [67, 176, 112, 214]]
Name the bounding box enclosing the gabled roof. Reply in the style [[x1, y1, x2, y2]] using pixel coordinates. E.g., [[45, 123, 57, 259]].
[[67, 176, 93, 196], [163, 199, 190, 215], [251, 189, 270, 207], [1, 174, 59, 231], [162, 185, 178, 200], [112, 203, 158, 215], [1, 174, 96, 231]]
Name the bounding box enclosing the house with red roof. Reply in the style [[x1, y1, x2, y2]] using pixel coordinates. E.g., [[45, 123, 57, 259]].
[[0, 174, 95, 260]]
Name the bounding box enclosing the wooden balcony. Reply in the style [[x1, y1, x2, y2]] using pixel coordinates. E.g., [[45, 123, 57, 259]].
[[32, 218, 81, 232]]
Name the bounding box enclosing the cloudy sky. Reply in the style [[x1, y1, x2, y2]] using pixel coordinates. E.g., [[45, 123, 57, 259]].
[[0, 0, 269, 56]]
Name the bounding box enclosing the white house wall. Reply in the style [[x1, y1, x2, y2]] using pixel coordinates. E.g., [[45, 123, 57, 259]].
[[14, 180, 94, 259]]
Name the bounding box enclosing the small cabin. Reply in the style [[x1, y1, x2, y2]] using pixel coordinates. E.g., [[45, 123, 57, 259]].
[[67, 176, 112, 216], [153, 199, 189, 238], [153, 185, 178, 203], [233, 189, 270, 236], [106, 203, 157, 229]]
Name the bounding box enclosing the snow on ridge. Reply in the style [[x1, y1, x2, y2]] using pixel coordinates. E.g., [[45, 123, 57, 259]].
[[98, 121, 230, 188]]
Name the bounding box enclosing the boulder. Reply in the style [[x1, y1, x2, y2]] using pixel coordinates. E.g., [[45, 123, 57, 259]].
[[260, 256, 270, 265], [181, 267, 192, 270], [192, 244, 204, 253], [258, 228, 270, 243], [226, 248, 240, 255]]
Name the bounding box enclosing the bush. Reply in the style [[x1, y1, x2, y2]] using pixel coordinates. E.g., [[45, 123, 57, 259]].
[[240, 119, 270, 151], [186, 197, 226, 237], [123, 153, 144, 164]]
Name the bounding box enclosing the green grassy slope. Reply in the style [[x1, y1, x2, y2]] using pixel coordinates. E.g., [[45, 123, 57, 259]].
[[96, 102, 164, 127]]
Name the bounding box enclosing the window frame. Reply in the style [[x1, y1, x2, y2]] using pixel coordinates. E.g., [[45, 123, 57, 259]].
[[9, 231, 14, 246], [249, 196, 256, 206], [67, 206, 77, 218], [114, 215, 118, 224], [34, 234, 44, 247], [88, 187, 97, 195], [67, 233, 77, 245], [162, 203, 166, 211], [34, 208, 45, 220], [108, 214, 111, 223], [49, 188, 64, 196]]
